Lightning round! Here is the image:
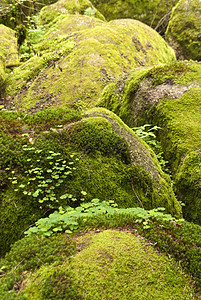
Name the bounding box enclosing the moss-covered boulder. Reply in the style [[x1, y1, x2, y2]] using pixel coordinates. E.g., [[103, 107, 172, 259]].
[[0, 107, 181, 255], [4, 15, 175, 112], [2, 214, 201, 298], [0, 25, 19, 96], [19, 230, 196, 299], [39, 0, 105, 25], [98, 61, 201, 224], [166, 0, 201, 60], [90, 0, 179, 35]]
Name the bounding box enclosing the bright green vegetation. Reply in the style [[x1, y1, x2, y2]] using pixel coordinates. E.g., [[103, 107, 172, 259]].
[[0, 107, 181, 255], [25, 199, 183, 236], [132, 124, 169, 171], [98, 61, 201, 224], [0, 228, 197, 299], [4, 12, 175, 112], [166, 0, 201, 60], [90, 0, 179, 35]]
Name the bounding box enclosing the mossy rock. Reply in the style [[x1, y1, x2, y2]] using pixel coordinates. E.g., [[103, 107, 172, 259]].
[[166, 0, 201, 60], [1, 215, 201, 298], [0, 24, 19, 95], [39, 0, 106, 25], [20, 230, 196, 299], [98, 61, 201, 224], [0, 107, 181, 255], [90, 0, 179, 35], [0, 24, 19, 68], [4, 16, 176, 112]]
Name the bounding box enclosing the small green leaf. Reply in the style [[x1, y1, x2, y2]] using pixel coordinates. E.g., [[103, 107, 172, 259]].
[[19, 184, 25, 188], [32, 191, 40, 197], [60, 194, 68, 199]]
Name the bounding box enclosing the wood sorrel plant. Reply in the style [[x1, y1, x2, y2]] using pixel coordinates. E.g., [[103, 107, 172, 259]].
[[8, 145, 80, 207]]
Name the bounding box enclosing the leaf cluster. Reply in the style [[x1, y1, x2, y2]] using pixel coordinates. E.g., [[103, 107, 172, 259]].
[[8, 146, 79, 207], [132, 124, 169, 171], [25, 199, 183, 236]]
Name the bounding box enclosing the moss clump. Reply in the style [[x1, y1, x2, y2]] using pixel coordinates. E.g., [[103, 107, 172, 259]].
[[138, 220, 201, 292], [39, 0, 105, 25], [90, 0, 179, 35], [166, 0, 201, 60], [0, 233, 76, 299], [5, 16, 175, 112], [22, 230, 196, 299], [175, 151, 201, 224], [98, 61, 201, 224]]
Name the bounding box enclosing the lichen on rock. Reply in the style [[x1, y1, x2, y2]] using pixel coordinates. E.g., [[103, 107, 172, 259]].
[[165, 0, 201, 60]]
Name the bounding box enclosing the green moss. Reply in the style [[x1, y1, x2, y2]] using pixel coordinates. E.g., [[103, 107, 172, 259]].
[[138, 220, 201, 292], [0, 233, 76, 299], [175, 151, 201, 224], [23, 230, 196, 299], [5, 16, 175, 112], [39, 0, 105, 25], [166, 0, 201, 60]]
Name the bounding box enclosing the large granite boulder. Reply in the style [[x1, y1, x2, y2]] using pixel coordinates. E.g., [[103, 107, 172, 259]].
[[98, 61, 201, 224], [0, 107, 181, 254], [21, 230, 194, 299], [4, 15, 175, 112]]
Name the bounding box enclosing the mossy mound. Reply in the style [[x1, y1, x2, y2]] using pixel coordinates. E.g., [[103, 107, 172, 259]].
[[39, 0, 105, 25], [0, 107, 181, 255], [19, 230, 196, 299], [98, 61, 201, 224], [90, 0, 179, 35], [4, 16, 175, 112], [1, 214, 201, 298], [166, 0, 201, 60]]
